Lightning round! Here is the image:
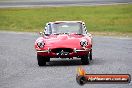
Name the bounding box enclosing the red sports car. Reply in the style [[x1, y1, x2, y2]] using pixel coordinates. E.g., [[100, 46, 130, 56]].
[[35, 21, 92, 66]]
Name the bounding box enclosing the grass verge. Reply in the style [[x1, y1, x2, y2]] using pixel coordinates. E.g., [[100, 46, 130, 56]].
[[0, 4, 132, 36]]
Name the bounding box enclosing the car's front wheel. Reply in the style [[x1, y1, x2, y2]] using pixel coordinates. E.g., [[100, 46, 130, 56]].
[[37, 54, 49, 66], [89, 49, 92, 60], [81, 52, 91, 65]]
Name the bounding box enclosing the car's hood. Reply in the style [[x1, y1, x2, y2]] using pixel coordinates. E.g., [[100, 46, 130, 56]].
[[36, 34, 90, 49], [46, 34, 84, 40]]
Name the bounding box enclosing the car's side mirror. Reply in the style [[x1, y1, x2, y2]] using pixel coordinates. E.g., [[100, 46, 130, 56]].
[[39, 32, 45, 36], [88, 33, 92, 38]]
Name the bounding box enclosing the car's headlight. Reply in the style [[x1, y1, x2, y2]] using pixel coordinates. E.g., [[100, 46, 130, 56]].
[[37, 40, 45, 48], [80, 39, 88, 47]]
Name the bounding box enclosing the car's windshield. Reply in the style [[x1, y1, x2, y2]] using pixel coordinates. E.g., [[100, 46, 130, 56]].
[[51, 22, 82, 34]]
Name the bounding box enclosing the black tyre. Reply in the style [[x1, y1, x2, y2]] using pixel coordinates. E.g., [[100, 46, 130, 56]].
[[89, 49, 92, 60], [81, 52, 91, 65], [45, 57, 50, 62], [37, 54, 46, 66]]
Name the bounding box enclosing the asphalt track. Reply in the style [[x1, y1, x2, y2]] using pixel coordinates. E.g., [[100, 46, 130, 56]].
[[0, 0, 132, 8], [0, 32, 132, 88]]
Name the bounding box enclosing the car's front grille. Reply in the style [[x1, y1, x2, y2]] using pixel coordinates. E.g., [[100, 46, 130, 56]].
[[51, 48, 73, 53]]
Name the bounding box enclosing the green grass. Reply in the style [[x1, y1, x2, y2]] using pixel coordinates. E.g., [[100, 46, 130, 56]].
[[0, 4, 132, 35]]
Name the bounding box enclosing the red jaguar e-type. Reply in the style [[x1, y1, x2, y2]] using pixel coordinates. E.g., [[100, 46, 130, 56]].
[[35, 21, 92, 66]]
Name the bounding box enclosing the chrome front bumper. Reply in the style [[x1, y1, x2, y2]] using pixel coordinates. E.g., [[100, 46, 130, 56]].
[[36, 48, 89, 53]]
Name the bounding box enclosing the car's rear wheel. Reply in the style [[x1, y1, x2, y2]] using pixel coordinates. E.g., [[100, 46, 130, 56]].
[[37, 54, 48, 66], [81, 52, 91, 65]]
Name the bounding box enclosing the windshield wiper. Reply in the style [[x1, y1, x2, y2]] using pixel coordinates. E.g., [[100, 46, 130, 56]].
[[52, 33, 59, 35], [53, 33, 69, 35]]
